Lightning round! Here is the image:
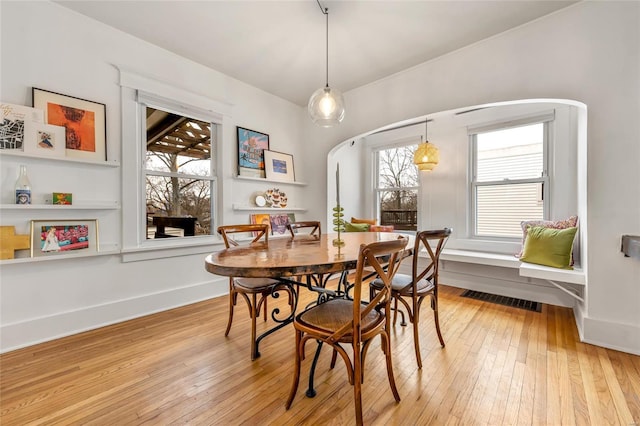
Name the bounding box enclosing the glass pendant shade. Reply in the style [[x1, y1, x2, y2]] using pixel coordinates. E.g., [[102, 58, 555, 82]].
[[308, 86, 345, 127], [413, 140, 439, 171]]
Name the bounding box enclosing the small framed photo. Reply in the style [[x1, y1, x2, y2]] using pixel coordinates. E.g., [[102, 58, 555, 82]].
[[23, 121, 66, 157], [52, 192, 73, 205], [237, 126, 269, 178], [32, 88, 107, 161], [30, 219, 98, 258], [0, 103, 44, 150], [264, 149, 295, 182]]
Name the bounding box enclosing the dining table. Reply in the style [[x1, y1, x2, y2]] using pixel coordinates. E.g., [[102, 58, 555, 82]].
[[204, 231, 412, 395]]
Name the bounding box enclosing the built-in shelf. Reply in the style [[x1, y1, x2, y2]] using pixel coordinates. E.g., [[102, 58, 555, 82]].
[[234, 175, 307, 186], [0, 151, 120, 167], [1, 245, 120, 265], [232, 204, 307, 212], [1, 202, 120, 210]]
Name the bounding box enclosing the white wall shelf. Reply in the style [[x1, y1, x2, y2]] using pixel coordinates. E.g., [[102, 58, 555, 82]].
[[0, 151, 120, 167], [1, 202, 120, 211], [1, 245, 120, 265], [234, 175, 307, 186], [232, 204, 307, 212]]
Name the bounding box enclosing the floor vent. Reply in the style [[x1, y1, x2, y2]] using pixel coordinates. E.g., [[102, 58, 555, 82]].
[[460, 290, 541, 312]]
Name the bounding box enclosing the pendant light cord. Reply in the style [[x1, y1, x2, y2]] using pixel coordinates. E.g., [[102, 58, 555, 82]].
[[316, 0, 329, 88]]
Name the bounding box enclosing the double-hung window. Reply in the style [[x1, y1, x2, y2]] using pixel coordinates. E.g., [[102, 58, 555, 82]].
[[374, 144, 419, 231], [470, 118, 550, 239], [143, 105, 217, 239]]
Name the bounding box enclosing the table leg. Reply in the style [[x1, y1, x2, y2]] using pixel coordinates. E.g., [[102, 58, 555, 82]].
[[306, 340, 323, 398], [253, 280, 298, 359]]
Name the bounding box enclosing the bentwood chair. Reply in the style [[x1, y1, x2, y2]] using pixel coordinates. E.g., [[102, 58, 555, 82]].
[[370, 228, 451, 369], [287, 220, 321, 238], [217, 224, 281, 360], [286, 236, 409, 425]]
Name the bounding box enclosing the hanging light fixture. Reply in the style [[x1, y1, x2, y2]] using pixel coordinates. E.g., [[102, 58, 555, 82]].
[[413, 117, 439, 171], [308, 1, 345, 127]]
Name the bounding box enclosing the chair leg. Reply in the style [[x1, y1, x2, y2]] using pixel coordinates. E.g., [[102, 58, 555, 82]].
[[353, 343, 364, 426], [413, 295, 422, 369], [250, 293, 259, 360], [433, 295, 445, 348], [286, 329, 302, 409], [224, 288, 236, 337], [330, 349, 338, 369], [382, 331, 401, 403]]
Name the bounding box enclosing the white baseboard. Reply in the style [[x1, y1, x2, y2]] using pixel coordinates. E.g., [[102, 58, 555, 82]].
[[0, 277, 228, 354], [579, 314, 640, 356]]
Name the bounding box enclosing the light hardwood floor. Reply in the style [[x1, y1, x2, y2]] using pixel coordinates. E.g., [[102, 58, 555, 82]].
[[1, 284, 639, 425]]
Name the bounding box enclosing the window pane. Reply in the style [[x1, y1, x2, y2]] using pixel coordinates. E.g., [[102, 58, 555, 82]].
[[146, 176, 212, 239], [475, 183, 543, 237], [145, 107, 212, 175], [476, 123, 543, 182], [379, 189, 417, 231], [378, 145, 418, 189]]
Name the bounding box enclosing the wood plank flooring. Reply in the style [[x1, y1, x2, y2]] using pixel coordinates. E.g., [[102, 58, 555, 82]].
[[1, 284, 639, 425]]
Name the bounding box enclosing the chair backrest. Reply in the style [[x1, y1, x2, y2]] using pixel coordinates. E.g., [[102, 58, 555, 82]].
[[328, 236, 408, 343], [287, 221, 321, 238], [217, 224, 270, 249], [412, 228, 452, 287]]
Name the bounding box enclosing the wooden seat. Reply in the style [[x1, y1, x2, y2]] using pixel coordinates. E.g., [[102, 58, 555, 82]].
[[217, 224, 281, 360], [370, 228, 451, 369], [286, 236, 409, 425], [287, 220, 321, 238]]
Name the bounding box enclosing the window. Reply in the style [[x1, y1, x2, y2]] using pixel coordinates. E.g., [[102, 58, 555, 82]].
[[144, 106, 216, 239], [374, 144, 419, 231], [470, 121, 549, 239]]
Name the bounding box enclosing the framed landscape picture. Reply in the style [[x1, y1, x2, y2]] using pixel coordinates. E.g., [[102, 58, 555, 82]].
[[264, 149, 295, 182], [237, 126, 269, 178], [30, 219, 98, 258], [32, 88, 107, 161]]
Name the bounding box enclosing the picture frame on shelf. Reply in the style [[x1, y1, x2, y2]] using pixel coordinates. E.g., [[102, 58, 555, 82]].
[[32, 88, 107, 161], [30, 219, 98, 258], [237, 126, 269, 178], [0, 103, 44, 150], [23, 121, 66, 158], [264, 150, 295, 183]]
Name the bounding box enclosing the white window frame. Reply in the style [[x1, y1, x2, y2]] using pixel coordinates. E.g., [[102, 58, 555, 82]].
[[119, 69, 230, 261], [469, 114, 553, 241], [372, 140, 420, 231]]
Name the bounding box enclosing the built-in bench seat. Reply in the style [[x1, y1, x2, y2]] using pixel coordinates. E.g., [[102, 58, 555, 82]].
[[431, 248, 585, 302]]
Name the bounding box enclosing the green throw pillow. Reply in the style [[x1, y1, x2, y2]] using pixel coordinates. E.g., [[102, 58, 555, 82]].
[[520, 226, 578, 269], [344, 222, 369, 232]]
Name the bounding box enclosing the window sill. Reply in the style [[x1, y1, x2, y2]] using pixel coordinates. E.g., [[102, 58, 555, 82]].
[[121, 237, 223, 262]]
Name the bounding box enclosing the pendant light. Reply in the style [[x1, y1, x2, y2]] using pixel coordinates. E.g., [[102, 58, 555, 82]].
[[308, 1, 345, 127], [413, 118, 439, 171]]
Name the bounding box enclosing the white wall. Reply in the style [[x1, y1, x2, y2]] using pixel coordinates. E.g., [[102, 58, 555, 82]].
[[310, 2, 640, 354], [0, 1, 309, 352]]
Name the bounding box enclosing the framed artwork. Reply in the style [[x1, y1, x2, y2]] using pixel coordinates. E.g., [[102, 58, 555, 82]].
[[237, 126, 269, 178], [30, 219, 98, 258], [0, 103, 44, 150], [250, 213, 272, 236], [264, 150, 295, 182], [23, 121, 66, 158], [269, 213, 291, 236], [32, 88, 107, 161]]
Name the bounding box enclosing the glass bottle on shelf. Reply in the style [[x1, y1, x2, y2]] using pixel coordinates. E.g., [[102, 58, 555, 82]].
[[15, 165, 31, 204]]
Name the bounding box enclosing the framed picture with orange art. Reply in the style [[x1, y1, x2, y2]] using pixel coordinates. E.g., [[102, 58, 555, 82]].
[[32, 88, 107, 161]]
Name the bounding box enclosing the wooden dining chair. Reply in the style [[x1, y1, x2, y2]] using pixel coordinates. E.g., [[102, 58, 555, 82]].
[[370, 228, 452, 369], [286, 236, 409, 425], [287, 220, 321, 238], [217, 224, 281, 360]]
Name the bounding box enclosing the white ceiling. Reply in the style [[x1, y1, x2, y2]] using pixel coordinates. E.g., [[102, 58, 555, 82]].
[[55, 0, 576, 107]]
